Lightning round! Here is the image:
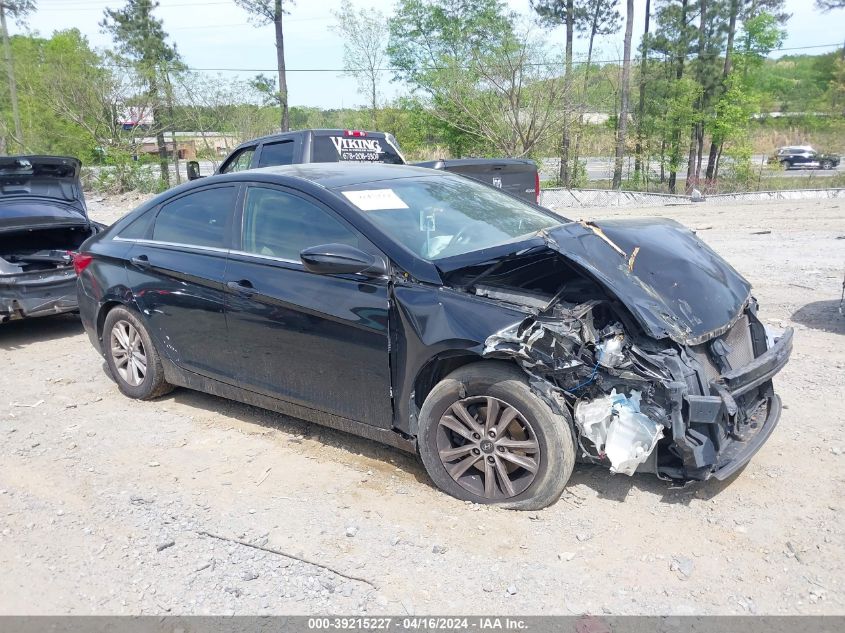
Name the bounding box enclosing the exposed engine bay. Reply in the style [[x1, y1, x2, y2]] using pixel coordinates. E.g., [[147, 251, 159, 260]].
[[444, 247, 792, 482]]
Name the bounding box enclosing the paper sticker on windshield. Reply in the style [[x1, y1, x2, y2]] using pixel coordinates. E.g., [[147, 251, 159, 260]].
[[342, 189, 409, 211]]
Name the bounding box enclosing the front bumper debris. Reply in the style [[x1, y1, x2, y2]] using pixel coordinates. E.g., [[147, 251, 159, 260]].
[[718, 327, 792, 397], [483, 300, 792, 483], [711, 394, 781, 481]]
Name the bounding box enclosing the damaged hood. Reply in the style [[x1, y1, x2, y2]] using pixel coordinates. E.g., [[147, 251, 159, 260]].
[[0, 156, 87, 225], [545, 219, 751, 345]]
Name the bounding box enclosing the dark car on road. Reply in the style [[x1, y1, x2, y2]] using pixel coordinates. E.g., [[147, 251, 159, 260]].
[[773, 145, 840, 170], [1, 155, 102, 323], [74, 163, 792, 509]]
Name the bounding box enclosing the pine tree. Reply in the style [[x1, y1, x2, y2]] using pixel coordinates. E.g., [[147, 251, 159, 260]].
[[101, 0, 182, 187]]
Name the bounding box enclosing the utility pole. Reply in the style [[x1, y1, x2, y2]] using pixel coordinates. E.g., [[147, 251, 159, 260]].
[[0, 1, 24, 151]]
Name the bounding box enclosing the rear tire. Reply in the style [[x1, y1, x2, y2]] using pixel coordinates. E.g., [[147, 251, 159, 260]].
[[417, 362, 575, 510], [103, 306, 173, 400]]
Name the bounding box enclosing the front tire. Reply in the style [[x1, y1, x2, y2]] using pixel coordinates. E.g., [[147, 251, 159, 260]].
[[780, 160, 791, 170], [821, 159, 834, 170], [103, 306, 173, 400], [417, 362, 575, 510]]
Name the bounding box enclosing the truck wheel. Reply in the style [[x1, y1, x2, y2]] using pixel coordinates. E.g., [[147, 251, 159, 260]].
[[417, 362, 575, 510], [780, 160, 791, 170], [103, 306, 173, 400], [821, 159, 834, 170]]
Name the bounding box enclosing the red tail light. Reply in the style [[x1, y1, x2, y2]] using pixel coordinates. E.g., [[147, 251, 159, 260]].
[[70, 251, 93, 275], [344, 129, 367, 137], [535, 171, 541, 205]]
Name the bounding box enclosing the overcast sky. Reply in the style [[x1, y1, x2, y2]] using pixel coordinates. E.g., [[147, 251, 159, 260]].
[[16, 0, 845, 109]]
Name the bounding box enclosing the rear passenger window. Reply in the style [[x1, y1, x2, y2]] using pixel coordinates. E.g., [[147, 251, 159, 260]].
[[152, 187, 236, 249], [241, 186, 361, 261], [117, 207, 155, 239], [258, 141, 295, 167]]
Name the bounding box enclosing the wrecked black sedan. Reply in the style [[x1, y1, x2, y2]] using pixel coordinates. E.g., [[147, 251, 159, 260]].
[[1, 156, 102, 322], [75, 163, 791, 509]]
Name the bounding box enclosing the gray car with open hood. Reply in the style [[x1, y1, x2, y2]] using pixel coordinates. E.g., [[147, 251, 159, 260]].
[[0, 155, 102, 322]]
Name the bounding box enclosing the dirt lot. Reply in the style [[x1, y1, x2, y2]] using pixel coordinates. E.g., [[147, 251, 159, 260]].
[[1, 195, 843, 616]]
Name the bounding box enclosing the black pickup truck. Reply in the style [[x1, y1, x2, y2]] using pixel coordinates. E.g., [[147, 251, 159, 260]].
[[187, 129, 540, 204]]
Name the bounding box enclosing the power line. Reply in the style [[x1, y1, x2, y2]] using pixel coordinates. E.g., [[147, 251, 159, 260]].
[[168, 16, 331, 30], [38, 0, 234, 8], [99, 42, 844, 74]]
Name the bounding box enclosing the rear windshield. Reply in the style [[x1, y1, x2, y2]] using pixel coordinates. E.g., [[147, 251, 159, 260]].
[[312, 133, 405, 164]]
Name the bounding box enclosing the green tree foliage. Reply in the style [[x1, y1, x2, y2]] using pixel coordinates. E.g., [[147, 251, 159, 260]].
[[332, 0, 387, 128], [0, 0, 36, 151], [101, 0, 182, 186], [707, 10, 784, 181], [389, 1, 567, 157], [4, 0, 843, 197], [388, 0, 530, 156], [388, 0, 515, 87], [10, 29, 118, 159], [636, 0, 790, 191]]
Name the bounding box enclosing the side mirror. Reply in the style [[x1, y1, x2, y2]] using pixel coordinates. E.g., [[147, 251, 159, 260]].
[[300, 243, 386, 277], [187, 160, 203, 180]]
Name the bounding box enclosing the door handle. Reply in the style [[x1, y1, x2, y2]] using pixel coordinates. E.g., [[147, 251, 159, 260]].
[[226, 279, 255, 296], [130, 254, 150, 268]]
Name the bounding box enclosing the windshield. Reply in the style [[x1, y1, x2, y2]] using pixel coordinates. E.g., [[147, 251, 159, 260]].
[[336, 174, 559, 260]]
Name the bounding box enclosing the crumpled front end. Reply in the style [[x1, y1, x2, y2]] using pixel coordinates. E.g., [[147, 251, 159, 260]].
[[483, 295, 791, 482]]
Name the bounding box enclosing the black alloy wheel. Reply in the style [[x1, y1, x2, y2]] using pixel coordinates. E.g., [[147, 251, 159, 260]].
[[436, 395, 540, 500]]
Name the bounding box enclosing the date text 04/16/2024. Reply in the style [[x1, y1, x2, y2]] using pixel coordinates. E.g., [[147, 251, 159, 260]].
[[306, 618, 529, 631]]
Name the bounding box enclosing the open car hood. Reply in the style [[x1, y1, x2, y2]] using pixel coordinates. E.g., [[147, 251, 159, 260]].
[[544, 219, 752, 345], [0, 156, 87, 221]]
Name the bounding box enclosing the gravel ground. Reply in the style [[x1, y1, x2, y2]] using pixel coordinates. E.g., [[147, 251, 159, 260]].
[[0, 195, 843, 615]]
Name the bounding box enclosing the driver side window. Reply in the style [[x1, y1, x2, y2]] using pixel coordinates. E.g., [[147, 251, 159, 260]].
[[222, 147, 256, 173], [240, 186, 362, 261]]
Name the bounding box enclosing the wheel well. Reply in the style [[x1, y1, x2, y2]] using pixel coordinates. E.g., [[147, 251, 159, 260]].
[[96, 301, 123, 342], [411, 355, 523, 425]]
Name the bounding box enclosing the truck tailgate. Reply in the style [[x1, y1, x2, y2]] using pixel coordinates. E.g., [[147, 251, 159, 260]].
[[414, 158, 539, 204]]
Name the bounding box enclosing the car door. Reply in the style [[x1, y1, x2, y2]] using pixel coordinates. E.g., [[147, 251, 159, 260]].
[[126, 184, 238, 380], [791, 148, 812, 168], [223, 184, 394, 427]]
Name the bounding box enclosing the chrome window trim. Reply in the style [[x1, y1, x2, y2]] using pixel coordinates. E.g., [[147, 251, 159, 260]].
[[114, 238, 389, 279], [112, 236, 230, 254], [228, 249, 301, 265]]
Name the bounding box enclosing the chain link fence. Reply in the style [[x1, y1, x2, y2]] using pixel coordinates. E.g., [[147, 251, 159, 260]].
[[539, 187, 845, 210]]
